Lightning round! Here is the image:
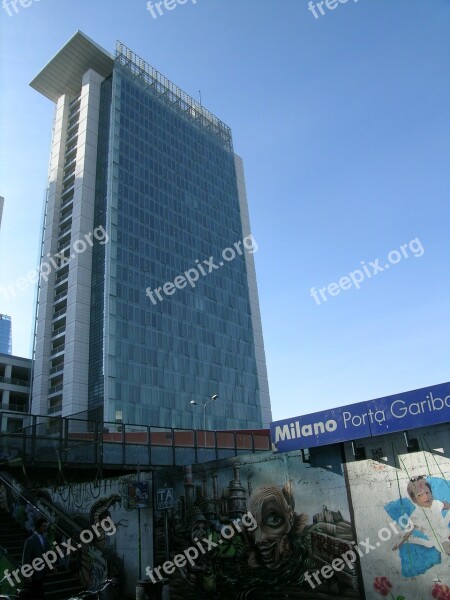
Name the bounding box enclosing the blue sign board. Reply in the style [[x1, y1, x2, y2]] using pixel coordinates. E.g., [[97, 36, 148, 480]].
[[271, 382, 450, 453], [156, 487, 174, 510]]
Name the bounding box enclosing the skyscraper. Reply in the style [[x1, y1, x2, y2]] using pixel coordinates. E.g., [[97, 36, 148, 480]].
[[30, 31, 271, 430], [0, 315, 12, 355]]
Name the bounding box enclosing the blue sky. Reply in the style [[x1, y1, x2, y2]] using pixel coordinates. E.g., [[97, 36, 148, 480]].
[[0, 0, 449, 421]]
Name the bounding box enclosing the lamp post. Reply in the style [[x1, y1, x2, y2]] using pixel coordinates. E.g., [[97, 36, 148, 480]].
[[190, 395, 218, 445]]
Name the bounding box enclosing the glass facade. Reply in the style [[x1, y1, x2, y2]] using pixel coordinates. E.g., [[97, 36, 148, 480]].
[[88, 50, 266, 430], [89, 76, 112, 412], [0, 315, 12, 355]]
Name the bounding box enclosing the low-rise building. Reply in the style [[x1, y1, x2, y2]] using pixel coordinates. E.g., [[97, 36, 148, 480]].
[[0, 352, 31, 432]]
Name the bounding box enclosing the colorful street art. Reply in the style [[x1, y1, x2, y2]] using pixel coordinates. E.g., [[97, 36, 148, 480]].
[[344, 430, 450, 600], [153, 428, 450, 600], [0, 473, 127, 596], [45, 478, 133, 590], [2, 425, 449, 599], [153, 450, 361, 599]]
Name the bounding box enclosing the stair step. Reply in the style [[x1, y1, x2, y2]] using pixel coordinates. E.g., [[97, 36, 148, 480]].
[[46, 585, 83, 598], [2, 523, 25, 537], [48, 573, 79, 581], [1, 540, 27, 546], [1, 505, 100, 600]]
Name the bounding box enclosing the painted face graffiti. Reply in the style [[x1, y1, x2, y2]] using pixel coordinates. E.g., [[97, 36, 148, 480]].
[[247, 486, 294, 570], [411, 480, 433, 508], [190, 518, 212, 543]]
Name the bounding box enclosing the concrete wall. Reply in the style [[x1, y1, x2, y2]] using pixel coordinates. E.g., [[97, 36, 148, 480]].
[[44, 472, 153, 599], [153, 422, 450, 600], [343, 422, 450, 600], [11, 422, 447, 599]]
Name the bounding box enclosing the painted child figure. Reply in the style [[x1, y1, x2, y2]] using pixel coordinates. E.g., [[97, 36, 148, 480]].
[[393, 476, 450, 555]]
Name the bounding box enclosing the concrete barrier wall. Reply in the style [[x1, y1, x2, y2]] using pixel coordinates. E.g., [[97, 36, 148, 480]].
[[44, 472, 153, 598], [152, 422, 450, 600], [344, 422, 450, 600]]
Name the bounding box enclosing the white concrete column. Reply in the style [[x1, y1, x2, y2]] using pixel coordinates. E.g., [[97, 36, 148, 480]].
[[63, 69, 104, 417], [32, 95, 70, 416], [234, 154, 272, 427]]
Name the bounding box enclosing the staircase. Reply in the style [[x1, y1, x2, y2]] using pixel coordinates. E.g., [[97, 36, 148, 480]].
[[0, 508, 81, 600]]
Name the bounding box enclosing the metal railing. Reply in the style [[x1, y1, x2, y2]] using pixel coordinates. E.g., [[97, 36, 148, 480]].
[[65, 141, 77, 156], [61, 190, 74, 205], [53, 290, 68, 303], [48, 403, 62, 415], [0, 376, 30, 387], [49, 363, 64, 376], [52, 307, 67, 320], [0, 473, 70, 539], [54, 273, 69, 287], [0, 411, 271, 468], [0, 403, 28, 413], [116, 42, 233, 152], [61, 181, 75, 196], [52, 325, 66, 338], [58, 224, 72, 239], [0, 472, 108, 591], [50, 344, 65, 356], [48, 383, 63, 395]]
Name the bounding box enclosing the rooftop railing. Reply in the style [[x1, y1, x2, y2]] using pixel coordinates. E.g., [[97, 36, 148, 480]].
[[116, 41, 233, 152]]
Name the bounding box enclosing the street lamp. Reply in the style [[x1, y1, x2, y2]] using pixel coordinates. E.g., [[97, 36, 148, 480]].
[[190, 394, 218, 432]]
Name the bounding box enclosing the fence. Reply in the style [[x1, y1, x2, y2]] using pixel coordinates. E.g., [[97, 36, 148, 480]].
[[0, 411, 271, 468]]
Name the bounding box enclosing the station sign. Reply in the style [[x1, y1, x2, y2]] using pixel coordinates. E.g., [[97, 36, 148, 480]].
[[271, 382, 450, 453]]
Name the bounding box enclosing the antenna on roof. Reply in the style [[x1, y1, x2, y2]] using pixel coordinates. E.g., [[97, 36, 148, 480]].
[[199, 90, 202, 106]]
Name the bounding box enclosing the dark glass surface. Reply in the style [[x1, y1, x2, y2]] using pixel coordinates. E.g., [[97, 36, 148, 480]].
[[89, 63, 264, 430]]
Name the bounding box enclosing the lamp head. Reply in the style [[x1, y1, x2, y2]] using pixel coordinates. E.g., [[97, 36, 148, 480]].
[[211, 394, 218, 401]]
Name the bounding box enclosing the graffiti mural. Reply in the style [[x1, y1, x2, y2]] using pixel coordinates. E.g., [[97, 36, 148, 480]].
[[45, 479, 134, 590], [0, 473, 124, 593], [153, 450, 361, 599], [46, 473, 152, 599], [345, 428, 450, 600]]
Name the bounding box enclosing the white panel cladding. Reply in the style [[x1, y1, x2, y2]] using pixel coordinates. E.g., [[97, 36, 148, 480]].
[[32, 94, 70, 417], [63, 69, 104, 417], [234, 154, 272, 427]]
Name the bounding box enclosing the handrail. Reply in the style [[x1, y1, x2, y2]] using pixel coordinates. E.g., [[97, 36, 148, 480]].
[[0, 376, 30, 387], [0, 542, 20, 589], [0, 472, 110, 591], [0, 472, 77, 541], [0, 411, 271, 468], [1, 404, 27, 413]]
